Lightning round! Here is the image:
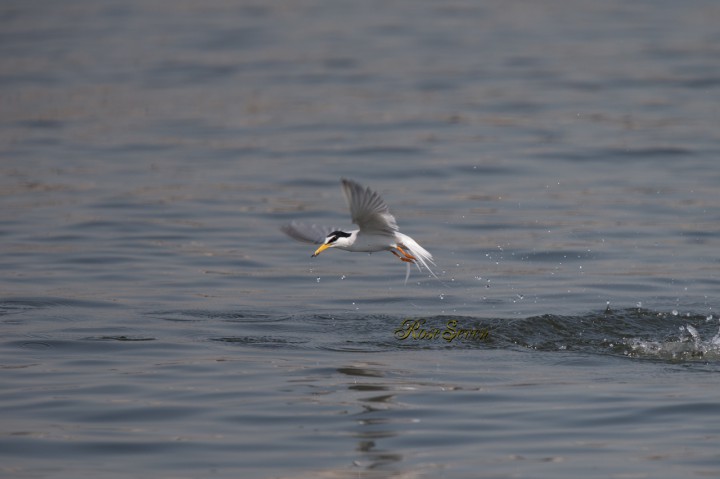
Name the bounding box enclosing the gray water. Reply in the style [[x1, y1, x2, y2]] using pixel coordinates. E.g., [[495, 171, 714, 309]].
[[2, 1, 720, 478]]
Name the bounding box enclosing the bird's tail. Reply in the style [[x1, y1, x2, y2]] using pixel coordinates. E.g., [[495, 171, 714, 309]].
[[397, 233, 438, 280]]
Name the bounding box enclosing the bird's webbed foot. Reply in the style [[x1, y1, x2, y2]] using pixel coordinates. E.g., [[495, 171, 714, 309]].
[[391, 249, 416, 263]]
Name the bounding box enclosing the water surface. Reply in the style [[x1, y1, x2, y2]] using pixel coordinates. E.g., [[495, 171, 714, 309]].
[[2, 1, 720, 478]]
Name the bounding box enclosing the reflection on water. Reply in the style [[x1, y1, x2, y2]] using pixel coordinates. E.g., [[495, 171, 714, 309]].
[[306, 364, 408, 478], [343, 367, 404, 472]]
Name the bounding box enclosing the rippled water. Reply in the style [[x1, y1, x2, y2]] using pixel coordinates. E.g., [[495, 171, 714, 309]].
[[2, 1, 720, 478]]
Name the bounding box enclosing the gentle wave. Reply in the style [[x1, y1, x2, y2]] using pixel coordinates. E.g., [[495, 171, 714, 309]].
[[144, 305, 720, 362], [4, 298, 717, 362]]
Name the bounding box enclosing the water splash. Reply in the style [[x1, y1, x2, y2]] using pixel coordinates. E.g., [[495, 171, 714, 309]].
[[624, 320, 720, 361]]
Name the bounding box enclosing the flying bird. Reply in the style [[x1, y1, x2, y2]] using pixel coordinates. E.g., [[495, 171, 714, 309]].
[[281, 179, 437, 283]]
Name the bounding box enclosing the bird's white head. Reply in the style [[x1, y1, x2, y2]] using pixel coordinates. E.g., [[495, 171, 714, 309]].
[[312, 231, 353, 257]]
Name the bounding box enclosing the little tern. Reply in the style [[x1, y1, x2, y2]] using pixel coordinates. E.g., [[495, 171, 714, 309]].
[[281, 179, 437, 282]]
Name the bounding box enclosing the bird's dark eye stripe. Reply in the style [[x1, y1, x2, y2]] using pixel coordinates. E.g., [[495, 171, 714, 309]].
[[327, 230, 351, 243]]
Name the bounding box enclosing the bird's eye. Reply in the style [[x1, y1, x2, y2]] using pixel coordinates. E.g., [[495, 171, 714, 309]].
[[327, 236, 337, 244]]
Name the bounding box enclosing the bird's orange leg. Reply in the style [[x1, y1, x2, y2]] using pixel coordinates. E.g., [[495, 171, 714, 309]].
[[391, 250, 415, 263], [396, 246, 417, 261]]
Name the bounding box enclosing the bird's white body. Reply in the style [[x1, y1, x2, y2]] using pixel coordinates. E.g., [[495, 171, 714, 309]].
[[281, 179, 437, 282]]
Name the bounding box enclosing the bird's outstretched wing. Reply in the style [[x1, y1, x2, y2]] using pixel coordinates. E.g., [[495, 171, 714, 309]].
[[281, 221, 339, 245], [341, 179, 398, 235]]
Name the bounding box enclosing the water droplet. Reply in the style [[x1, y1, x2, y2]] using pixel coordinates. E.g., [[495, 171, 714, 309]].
[[672, 309, 678, 316], [316, 277, 321, 283], [340, 275, 346, 280], [685, 324, 700, 341], [439, 294, 445, 300]]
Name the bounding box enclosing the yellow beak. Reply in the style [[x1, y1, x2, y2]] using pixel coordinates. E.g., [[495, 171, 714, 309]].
[[312, 243, 331, 257]]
